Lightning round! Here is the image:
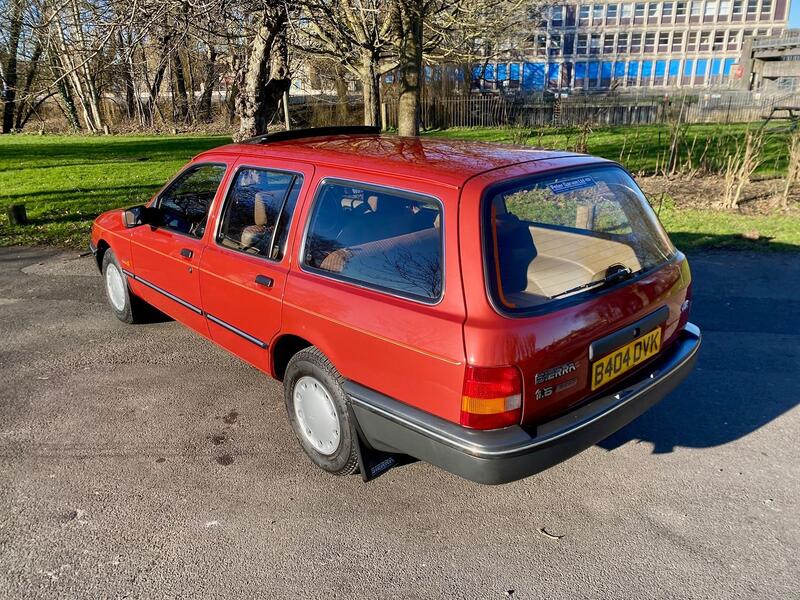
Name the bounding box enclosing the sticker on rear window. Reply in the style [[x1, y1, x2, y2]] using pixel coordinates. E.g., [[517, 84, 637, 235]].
[[548, 176, 596, 195]]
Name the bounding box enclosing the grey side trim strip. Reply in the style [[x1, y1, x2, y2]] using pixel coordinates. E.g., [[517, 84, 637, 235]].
[[206, 313, 268, 349], [131, 274, 203, 315], [125, 271, 268, 350], [348, 322, 701, 459]]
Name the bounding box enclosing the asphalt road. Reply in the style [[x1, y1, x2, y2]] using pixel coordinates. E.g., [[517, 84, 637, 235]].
[[1, 246, 798, 599]]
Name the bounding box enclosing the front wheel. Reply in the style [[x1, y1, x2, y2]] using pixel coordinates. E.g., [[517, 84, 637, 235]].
[[283, 347, 358, 476], [102, 249, 143, 324]]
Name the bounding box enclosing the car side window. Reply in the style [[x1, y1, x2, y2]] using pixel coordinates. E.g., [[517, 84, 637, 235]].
[[303, 181, 443, 302], [157, 164, 226, 238], [217, 168, 303, 260]]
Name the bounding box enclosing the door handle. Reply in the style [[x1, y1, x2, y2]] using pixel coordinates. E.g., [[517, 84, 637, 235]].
[[180, 248, 193, 259], [255, 274, 274, 288]]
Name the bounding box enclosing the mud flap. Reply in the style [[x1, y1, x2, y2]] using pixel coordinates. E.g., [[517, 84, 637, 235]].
[[348, 405, 403, 482]]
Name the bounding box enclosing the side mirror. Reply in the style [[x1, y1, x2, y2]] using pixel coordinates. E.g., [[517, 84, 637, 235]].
[[122, 205, 159, 228]]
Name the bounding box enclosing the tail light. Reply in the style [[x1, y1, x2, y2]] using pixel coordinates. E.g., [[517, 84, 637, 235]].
[[460, 365, 522, 429]]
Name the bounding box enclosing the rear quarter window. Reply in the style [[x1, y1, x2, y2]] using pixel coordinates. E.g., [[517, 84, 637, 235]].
[[302, 180, 443, 303]]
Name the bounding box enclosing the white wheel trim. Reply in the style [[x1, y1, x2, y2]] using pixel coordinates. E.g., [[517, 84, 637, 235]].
[[105, 263, 127, 312], [293, 375, 341, 456]]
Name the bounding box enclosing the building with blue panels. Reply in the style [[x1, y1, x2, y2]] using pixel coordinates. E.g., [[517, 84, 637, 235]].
[[476, 0, 790, 90]]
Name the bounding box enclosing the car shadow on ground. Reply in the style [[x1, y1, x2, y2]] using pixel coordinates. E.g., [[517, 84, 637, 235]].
[[598, 252, 800, 454]]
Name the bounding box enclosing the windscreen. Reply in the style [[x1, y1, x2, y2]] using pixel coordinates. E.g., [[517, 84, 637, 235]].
[[484, 165, 675, 312]]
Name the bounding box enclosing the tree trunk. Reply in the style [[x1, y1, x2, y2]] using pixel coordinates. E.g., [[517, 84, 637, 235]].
[[146, 33, 171, 127], [2, 0, 24, 133], [394, 0, 423, 136], [359, 55, 381, 128], [14, 39, 42, 130], [172, 50, 190, 123], [234, 7, 288, 141], [198, 45, 216, 122]]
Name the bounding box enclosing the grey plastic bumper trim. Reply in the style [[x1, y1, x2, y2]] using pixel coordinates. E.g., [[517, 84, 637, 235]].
[[347, 322, 701, 473]]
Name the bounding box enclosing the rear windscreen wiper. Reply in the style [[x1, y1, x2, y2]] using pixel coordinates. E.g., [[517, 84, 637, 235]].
[[550, 265, 633, 300]]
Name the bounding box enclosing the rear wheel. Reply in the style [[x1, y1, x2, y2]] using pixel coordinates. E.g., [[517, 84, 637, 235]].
[[283, 347, 358, 476], [102, 249, 142, 324]]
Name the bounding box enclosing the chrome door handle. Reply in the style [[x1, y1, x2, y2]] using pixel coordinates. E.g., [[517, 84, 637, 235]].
[[180, 248, 193, 259], [255, 274, 274, 288]]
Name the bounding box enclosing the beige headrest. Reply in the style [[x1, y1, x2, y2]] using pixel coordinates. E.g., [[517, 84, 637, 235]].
[[254, 192, 272, 226]]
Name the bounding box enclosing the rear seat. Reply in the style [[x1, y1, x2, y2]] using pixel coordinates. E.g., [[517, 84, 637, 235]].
[[320, 227, 439, 275]]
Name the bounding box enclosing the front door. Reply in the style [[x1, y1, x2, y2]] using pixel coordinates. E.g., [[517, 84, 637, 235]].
[[128, 162, 228, 334], [199, 163, 311, 371]]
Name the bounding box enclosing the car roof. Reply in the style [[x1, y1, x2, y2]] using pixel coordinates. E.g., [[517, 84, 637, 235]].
[[196, 134, 594, 189]]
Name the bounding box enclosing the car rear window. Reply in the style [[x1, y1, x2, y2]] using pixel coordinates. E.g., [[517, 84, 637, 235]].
[[303, 181, 443, 302], [484, 165, 675, 312]]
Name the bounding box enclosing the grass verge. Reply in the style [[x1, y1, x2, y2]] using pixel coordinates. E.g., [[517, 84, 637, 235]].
[[1, 129, 798, 251]]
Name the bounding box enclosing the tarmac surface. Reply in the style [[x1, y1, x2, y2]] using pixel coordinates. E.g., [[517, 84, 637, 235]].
[[0, 246, 798, 599]]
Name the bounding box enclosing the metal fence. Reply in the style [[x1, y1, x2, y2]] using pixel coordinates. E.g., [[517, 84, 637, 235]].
[[374, 91, 800, 130]]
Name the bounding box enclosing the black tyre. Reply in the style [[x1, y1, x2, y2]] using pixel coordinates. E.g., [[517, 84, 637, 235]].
[[283, 347, 358, 476], [101, 249, 142, 324]]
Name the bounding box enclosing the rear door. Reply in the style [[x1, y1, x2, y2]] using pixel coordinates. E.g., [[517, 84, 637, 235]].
[[128, 162, 228, 334], [198, 160, 312, 371]]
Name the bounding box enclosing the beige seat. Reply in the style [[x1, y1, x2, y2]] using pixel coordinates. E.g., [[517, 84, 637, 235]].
[[240, 192, 275, 249]]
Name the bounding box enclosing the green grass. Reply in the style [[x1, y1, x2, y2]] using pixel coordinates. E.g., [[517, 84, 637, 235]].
[[0, 134, 230, 247], [1, 128, 798, 251], [424, 123, 791, 178]]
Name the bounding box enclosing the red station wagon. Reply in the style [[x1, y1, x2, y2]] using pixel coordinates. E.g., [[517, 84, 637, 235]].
[[90, 126, 701, 484]]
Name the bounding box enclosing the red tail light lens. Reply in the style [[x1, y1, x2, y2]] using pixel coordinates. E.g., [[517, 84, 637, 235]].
[[460, 365, 522, 429]]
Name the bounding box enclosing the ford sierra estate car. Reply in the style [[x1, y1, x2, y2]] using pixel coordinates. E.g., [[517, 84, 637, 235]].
[[89, 126, 701, 485]]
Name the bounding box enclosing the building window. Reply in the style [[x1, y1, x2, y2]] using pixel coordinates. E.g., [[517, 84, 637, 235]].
[[659, 32, 670, 49], [728, 29, 740, 46], [631, 32, 643, 51], [577, 34, 588, 53], [747, 0, 758, 14], [617, 31, 630, 51], [713, 30, 725, 48], [604, 33, 615, 52], [635, 2, 646, 17], [550, 34, 562, 56], [648, 2, 659, 17], [676, 1, 688, 16], [699, 30, 711, 47], [687, 30, 699, 48], [672, 31, 684, 49], [732, 0, 744, 14], [720, 0, 731, 15], [607, 3, 619, 20], [761, 0, 773, 15], [590, 33, 601, 54], [550, 5, 564, 25], [690, 1, 702, 16], [579, 5, 590, 21], [705, 1, 718, 16], [622, 3, 633, 18], [663, 2, 674, 17], [644, 31, 656, 50]]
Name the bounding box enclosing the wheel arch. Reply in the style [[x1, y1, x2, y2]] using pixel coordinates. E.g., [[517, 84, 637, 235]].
[[95, 239, 110, 271], [271, 333, 314, 381]]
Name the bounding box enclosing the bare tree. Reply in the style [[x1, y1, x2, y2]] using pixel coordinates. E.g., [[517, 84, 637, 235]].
[[297, 0, 395, 127], [231, 3, 290, 140], [1, 0, 26, 132]]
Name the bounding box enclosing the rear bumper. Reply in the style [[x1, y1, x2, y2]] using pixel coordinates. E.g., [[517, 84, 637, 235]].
[[348, 322, 701, 485]]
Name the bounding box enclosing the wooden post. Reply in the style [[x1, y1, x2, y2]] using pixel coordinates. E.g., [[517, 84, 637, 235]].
[[380, 102, 387, 131], [7, 204, 27, 225]]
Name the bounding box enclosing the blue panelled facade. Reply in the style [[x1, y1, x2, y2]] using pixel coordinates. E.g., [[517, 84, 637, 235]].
[[474, 0, 789, 90]]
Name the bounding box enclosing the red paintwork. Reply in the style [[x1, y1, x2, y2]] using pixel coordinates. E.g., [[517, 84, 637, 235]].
[[91, 134, 692, 428]]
